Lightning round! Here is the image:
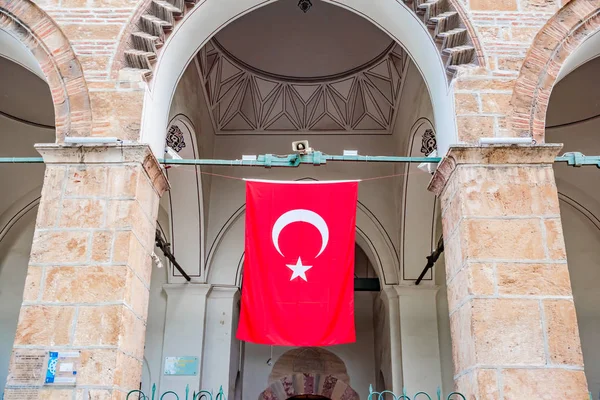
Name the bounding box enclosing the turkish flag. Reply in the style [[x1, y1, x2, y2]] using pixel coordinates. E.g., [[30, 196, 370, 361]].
[[237, 180, 358, 346]]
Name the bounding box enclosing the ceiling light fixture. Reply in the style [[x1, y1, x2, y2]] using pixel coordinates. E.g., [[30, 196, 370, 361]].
[[298, 0, 312, 13]]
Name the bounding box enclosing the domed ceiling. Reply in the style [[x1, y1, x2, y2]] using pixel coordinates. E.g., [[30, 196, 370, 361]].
[[214, 0, 394, 80], [198, 1, 408, 134]]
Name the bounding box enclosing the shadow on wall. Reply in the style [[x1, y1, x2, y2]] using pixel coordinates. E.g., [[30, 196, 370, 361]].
[[0, 208, 38, 394]]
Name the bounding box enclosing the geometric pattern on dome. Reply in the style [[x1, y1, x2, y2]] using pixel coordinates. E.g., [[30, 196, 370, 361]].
[[197, 40, 407, 134]]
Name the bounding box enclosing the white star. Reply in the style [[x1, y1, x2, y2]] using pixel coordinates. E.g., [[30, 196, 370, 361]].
[[286, 257, 313, 282]]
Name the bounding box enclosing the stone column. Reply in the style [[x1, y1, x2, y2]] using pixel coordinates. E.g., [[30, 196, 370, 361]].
[[397, 286, 443, 395], [382, 286, 403, 393], [428, 145, 589, 399], [3, 144, 168, 400], [160, 284, 212, 394], [200, 287, 240, 397]]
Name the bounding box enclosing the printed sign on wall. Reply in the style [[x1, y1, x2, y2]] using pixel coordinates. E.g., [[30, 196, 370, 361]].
[[164, 357, 199, 376], [45, 351, 80, 385]]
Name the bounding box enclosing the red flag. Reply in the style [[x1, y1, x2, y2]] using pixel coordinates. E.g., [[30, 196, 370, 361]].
[[237, 180, 358, 346]]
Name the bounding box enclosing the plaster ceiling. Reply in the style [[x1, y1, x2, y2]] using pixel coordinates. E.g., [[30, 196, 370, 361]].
[[546, 56, 600, 128], [213, 0, 393, 80], [0, 56, 54, 128]]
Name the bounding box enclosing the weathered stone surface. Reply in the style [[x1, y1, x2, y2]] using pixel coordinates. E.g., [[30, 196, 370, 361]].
[[59, 199, 106, 228], [43, 266, 127, 303], [90, 91, 144, 140], [7, 144, 164, 397], [502, 369, 588, 399], [477, 369, 500, 399], [14, 306, 75, 345], [65, 165, 109, 197], [75, 305, 122, 346], [450, 303, 475, 374], [74, 305, 143, 357], [22, 266, 42, 302], [36, 167, 67, 228], [464, 219, 545, 260], [436, 152, 588, 397], [113, 230, 152, 285], [458, 166, 560, 217], [497, 263, 572, 295], [76, 389, 125, 400], [480, 93, 511, 113], [61, 24, 121, 41], [30, 231, 89, 264], [62, 0, 137, 6], [544, 300, 584, 365], [455, 93, 479, 114], [107, 165, 139, 198], [106, 200, 155, 250], [457, 116, 494, 143], [544, 219, 567, 260], [472, 299, 545, 365], [520, 0, 559, 11], [447, 263, 495, 312], [442, 227, 464, 280], [92, 230, 113, 262], [470, 0, 517, 10], [78, 349, 118, 386], [511, 27, 542, 43]]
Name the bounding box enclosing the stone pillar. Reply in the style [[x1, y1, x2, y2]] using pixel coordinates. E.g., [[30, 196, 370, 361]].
[[397, 286, 443, 395], [428, 145, 589, 399], [382, 286, 403, 393], [3, 144, 168, 399], [200, 287, 240, 397], [160, 284, 212, 394]]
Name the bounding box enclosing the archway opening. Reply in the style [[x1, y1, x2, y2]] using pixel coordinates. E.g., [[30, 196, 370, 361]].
[[545, 34, 600, 397], [141, 0, 453, 396], [0, 28, 56, 394], [140, 0, 462, 156]]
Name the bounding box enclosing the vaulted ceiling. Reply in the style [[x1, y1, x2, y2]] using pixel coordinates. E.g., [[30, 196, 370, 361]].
[[196, 40, 407, 134]]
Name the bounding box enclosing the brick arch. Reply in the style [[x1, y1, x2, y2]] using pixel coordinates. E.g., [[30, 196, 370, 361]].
[[510, 0, 600, 143], [0, 0, 92, 140], [116, 0, 482, 83], [259, 373, 360, 400]]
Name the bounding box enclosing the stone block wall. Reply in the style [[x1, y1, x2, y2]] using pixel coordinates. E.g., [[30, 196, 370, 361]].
[[0, 0, 593, 145], [4, 145, 168, 399], [429, 146, 589, 399]]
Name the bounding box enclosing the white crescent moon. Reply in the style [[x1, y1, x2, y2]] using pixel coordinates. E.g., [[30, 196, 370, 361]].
[[272, 209, 329, 258]]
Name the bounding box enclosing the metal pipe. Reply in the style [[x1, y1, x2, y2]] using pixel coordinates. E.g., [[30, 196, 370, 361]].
[[0, 157, 44, 163], [0, 151, 598, 167], [479, 137, 533, 145], [64, 136, 121, 144]]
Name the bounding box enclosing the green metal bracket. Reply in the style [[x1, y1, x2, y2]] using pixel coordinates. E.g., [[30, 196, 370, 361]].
[[554, 152, 600, 168]]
